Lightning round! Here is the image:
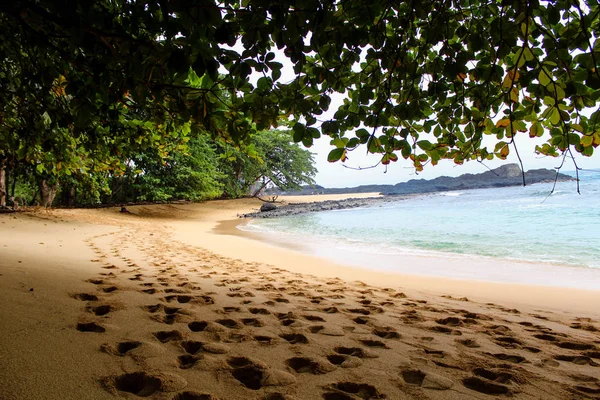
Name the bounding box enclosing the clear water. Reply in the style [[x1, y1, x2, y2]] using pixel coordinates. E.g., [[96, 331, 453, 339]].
[[241, 170, 600, 289]]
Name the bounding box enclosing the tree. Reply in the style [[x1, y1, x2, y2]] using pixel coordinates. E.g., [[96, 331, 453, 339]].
[[1, 0, 599, 200], [218, 129, 317, 197], [109, 134, 225, 203]]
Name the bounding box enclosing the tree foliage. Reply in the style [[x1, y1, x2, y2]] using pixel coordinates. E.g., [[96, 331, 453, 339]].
[[218, 129, 317, 197], [1, 0, 600, 202]]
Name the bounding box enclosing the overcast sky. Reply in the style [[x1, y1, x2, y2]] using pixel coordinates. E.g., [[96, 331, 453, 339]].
[[309, 135, 600, 188], [232, 44, 600, 188]]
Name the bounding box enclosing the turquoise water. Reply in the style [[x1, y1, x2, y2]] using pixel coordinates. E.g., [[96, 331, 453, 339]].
[[242, 170, 600, 289]]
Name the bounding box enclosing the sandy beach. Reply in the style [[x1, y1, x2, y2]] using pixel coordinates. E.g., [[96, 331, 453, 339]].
[[1, 195, 599, 400]]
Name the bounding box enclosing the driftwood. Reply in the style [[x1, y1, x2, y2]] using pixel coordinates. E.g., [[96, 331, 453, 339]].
[[255, 194, 283, 203]]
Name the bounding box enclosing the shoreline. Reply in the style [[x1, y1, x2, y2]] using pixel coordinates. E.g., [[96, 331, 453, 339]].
[[235, 216, 600, 291], [209, 216, 600, 317], [1, 196, 600, 399]]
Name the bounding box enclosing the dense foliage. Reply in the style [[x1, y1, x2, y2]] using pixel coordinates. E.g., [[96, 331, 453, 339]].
[[1, 0, 599, 205], [4, 130, 315, 206]]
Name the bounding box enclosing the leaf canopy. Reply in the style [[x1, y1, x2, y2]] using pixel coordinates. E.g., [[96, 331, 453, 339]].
[[1, 0, 599, 174]]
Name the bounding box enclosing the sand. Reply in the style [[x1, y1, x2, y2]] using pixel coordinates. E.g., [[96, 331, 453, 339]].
[[0, 195, 599, 400]]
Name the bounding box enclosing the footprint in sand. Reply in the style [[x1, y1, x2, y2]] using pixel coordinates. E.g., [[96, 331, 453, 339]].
[[101, 341, 142, 356], [102, 286, 118, 293], [226, 357, 264, 390], [87, 304, 113, 316], [430, 326, 462, 336], [472, 367, 519, 385], [323, 382, 386, 399], [223, 333, 250, 344], [172, 392, 218, 400], [436, 317, 463, 327], [286, 357, 335, 374], [163, 295, 193, 303], [77, 322, 106, 333], [489, 353, 526, 364], [177, 354, 200, 369], [302, 315, 326, 322], [279, 333, 309, 344], [346, 308, 371, 316], [153, 330, 184, 343], [334, 346, 378, 359], [359, 339, 389, 349], [326, 354, 363, 368], [144, 304, 163, 313], [228, 291, 255, 298], [494, 336, 522, 349], [215, 319, 242, 329], [181, 340, 204, 355], [112, 372, 162, 397], [554, 355, 599, 366], [188, 321, 208, 332], [555, 341, 596, 350], [241, 318, 265, 327], [401, 369, 454, 390], [71, 293, 99, 301], [463, 376, 510, 395], [372, 327, 401, 339], [115, 341, 142, 355], [570, 322, 599, 332], [164, 288, 188, 294], [227, 356, 296, 391], [106, 371, 187, 397], [254, 335, 276, 345], [585, 350, 600, 359]]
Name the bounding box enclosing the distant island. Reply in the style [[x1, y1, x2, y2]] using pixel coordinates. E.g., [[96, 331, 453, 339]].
[[247, 164, 573, 218], [270, 163, 573, 196]]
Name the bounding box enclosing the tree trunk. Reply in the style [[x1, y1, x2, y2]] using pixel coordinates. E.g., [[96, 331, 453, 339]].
[[0, 160, 6, 207], [67, 186, 76, 207], [60, 184, 76, 206], [40, 179, 59, 208], [10, 169, 17, 198]]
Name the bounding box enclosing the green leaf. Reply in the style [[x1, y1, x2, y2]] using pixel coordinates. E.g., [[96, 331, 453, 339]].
[[257, 77, 272, 91], [328, 148, 346, 162], [529, 122, 543, 137], [580, 135, 593, 147], [417, 140, 433, 151], [549, 108, 560, 125], [538, 68, 552, 86]]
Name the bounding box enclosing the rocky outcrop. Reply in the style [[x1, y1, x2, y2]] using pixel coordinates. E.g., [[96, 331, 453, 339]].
[[260, 203, 278, 212], [241, 197, 399, 219], [246, 165, 574, 219]]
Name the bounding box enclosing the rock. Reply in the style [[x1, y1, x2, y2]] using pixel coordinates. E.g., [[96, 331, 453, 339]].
[[260, 203, 278, 212]]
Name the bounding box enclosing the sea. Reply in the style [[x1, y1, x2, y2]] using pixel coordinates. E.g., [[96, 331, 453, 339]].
[[240, 170, 600, 290]]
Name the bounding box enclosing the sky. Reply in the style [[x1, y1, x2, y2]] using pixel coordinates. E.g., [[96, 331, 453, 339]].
[[229, 37, 600, 189], [309, 135, 600, 188]]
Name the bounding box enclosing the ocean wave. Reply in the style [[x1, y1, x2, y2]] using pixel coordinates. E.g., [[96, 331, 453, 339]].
[[441, 191, 463, 197]]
